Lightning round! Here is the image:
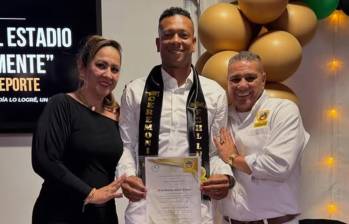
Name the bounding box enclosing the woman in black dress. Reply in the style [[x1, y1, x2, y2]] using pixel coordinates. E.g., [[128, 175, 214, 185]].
[[32, 35, 125, 224]]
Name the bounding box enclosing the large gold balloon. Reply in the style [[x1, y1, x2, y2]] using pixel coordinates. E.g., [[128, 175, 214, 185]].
[[201, 51, 238, 90], [238, 0, 288, 24], [265, 82, 299, 105], [268, 3, 317, 46], [198, 3, 252, 53], [249, 31, 302, 82], [195, 51, 212, 74]]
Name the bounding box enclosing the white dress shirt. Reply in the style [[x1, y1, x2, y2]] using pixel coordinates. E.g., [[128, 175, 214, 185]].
[[216, 91, 310, 222], [118, 68, 232, 224]]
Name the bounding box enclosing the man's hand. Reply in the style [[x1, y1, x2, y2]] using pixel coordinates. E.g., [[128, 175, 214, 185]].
[[201, 174, 230, 200], [121, 176, 147, 202], [214, 128, 238, 163]]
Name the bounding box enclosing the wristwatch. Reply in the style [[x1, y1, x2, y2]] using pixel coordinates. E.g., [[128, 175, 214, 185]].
[[227, 153, 238, 167]]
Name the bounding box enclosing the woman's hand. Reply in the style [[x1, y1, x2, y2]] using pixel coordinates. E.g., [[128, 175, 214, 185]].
[[88, 174, 126, 205]]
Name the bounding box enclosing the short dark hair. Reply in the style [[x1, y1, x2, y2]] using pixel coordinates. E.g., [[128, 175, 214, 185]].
[[229, 51, 264, 73], [229, 51, 261, 65], [159, 7, 192, 24]]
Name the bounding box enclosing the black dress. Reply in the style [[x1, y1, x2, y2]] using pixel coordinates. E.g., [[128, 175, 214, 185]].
[[31, 94, 123, 224]]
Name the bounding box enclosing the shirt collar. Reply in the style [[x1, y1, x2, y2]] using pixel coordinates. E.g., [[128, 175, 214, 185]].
[[161, 67, 193, 90]]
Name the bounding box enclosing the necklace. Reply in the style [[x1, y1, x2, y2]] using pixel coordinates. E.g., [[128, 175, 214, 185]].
[[76, 89, 96, 111]]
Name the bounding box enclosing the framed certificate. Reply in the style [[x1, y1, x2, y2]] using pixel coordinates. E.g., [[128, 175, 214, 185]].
[[145, 156, 201, 224]]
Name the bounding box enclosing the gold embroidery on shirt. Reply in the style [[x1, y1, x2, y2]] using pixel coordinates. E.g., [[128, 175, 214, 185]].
[[144, 91, 160, 154], [254, 110, 270, 127]]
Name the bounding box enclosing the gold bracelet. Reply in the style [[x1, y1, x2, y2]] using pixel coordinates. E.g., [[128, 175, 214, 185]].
[[82, 188, 96, 212]]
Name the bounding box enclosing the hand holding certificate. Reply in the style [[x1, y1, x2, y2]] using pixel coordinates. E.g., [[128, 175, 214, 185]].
[[145, 156, 201, 224]]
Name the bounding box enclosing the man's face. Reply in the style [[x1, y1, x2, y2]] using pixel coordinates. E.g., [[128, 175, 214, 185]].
[[156, 15, 196, 69], [227, 60, 266, 112]]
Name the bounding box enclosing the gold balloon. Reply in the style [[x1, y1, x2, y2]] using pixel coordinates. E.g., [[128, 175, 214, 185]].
[[198, 3, 252, 53], [265, 82, 299, 105], [238, 0, 288, 24], [201, 51, 239, 90], [268, 3, 317, 46], [195, 51, 212, 74], [249, 31, 302, 82]]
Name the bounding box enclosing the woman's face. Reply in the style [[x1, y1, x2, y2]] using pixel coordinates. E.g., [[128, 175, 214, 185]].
[[80, 46, 121, 98]]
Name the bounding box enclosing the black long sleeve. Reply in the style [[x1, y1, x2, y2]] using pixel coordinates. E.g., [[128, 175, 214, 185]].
[[32, 94, 123, 223]]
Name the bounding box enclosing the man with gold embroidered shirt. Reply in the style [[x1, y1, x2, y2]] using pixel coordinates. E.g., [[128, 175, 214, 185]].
[[117, 7, 233, 224], [214, 51, 309, 224]]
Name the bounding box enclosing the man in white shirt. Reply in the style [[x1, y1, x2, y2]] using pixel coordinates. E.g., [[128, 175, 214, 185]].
[[117, 7, 233, 224], [214, 51, 309, 224]]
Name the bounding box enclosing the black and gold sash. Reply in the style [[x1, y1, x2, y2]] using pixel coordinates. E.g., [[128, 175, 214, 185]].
[[138, 65, 209, 181]]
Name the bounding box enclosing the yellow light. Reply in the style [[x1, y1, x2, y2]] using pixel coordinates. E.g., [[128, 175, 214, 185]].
[[324, 156, 335, 167], [326, 58, 343, 73], [327, 203, 338, 215], [326, 107, 339, 119]]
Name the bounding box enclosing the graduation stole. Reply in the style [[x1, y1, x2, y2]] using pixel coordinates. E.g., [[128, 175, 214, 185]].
[[138, 65, 210, 180]]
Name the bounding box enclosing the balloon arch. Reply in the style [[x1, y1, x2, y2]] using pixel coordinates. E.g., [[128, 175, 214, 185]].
[[196, 0, 342, 104]]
